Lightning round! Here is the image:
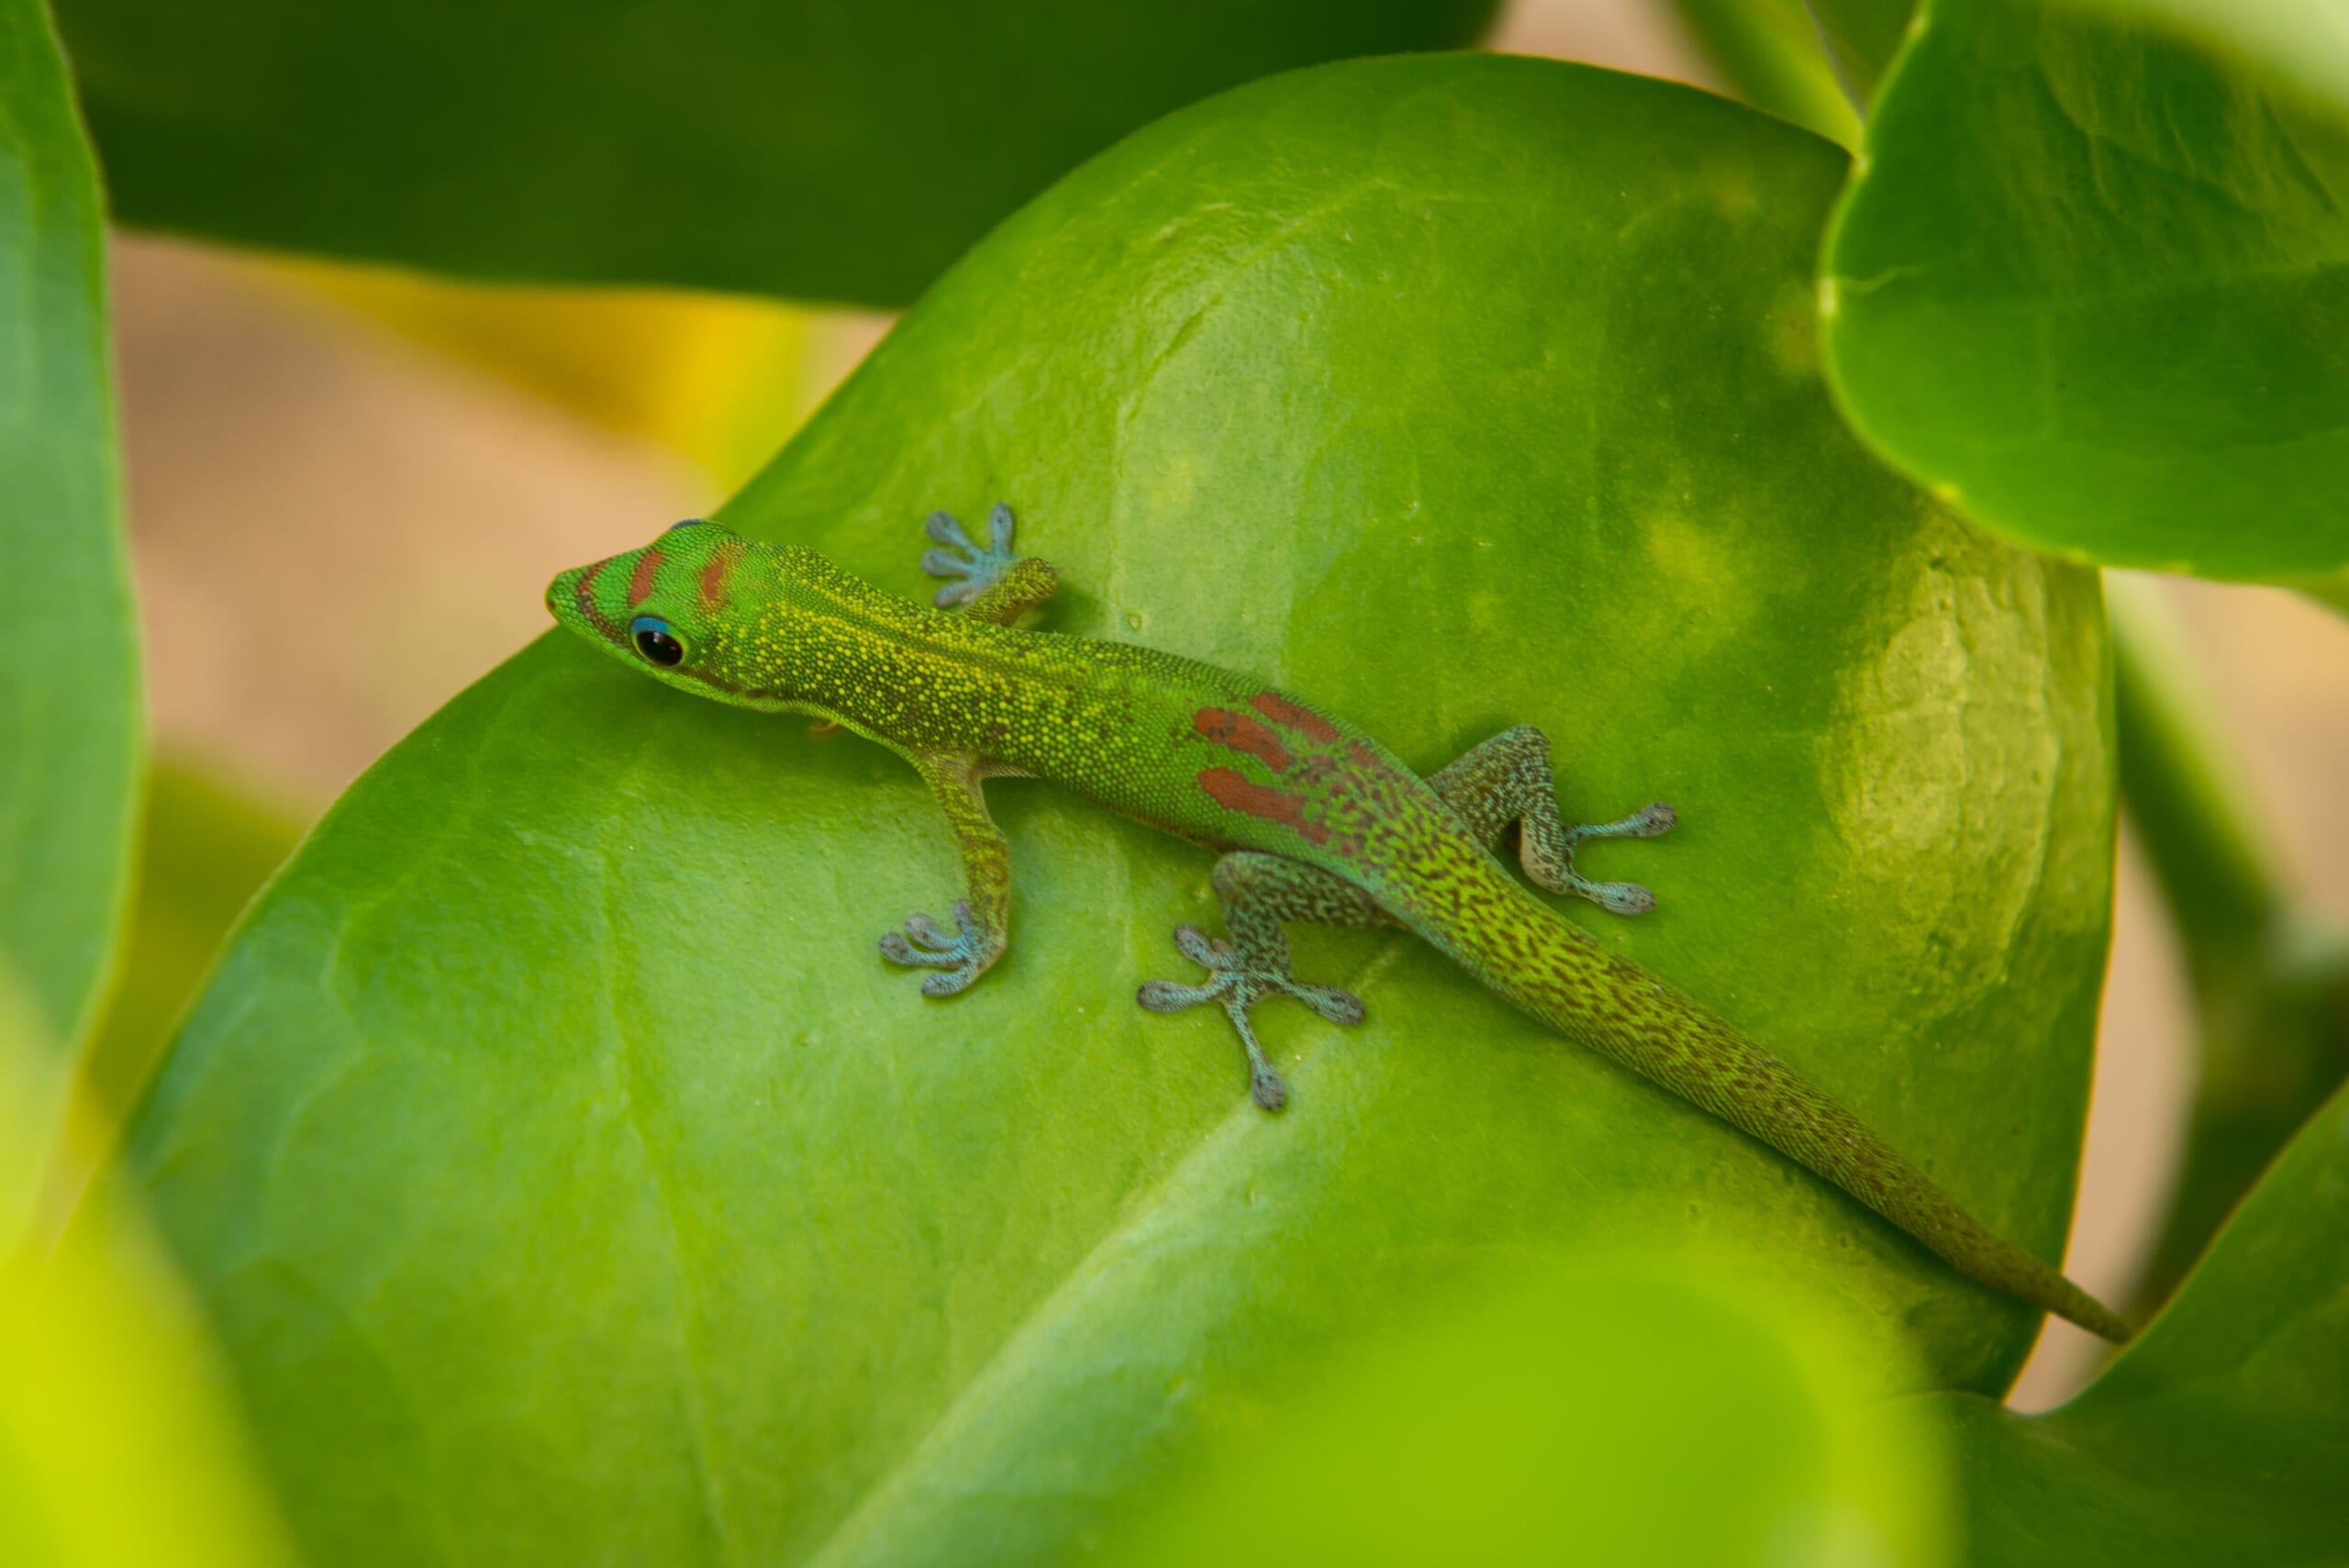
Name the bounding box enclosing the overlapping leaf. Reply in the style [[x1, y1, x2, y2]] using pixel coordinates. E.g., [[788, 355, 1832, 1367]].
[[0, 0, 139, 1234], [1922, 1077, 2349, 1564], [1821, 0, 2349, 581]]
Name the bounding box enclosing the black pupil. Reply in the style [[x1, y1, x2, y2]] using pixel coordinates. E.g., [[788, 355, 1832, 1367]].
[[635, 628, 684, 666]]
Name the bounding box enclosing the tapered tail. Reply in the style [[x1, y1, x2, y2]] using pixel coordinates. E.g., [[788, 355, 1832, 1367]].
[[1411, 873, 2131, 1343]]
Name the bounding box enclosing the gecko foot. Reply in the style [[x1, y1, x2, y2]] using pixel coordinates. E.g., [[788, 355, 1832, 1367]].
[[1136, 925, 1364, 1112], [920, 504, 1019, 608], [1543, 802, 1677, 915], [878, 898, 1000, 996]]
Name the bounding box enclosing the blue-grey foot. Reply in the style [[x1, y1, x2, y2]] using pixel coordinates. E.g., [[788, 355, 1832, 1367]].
[[878, 898, 997, 995], [1556, 802, 1677, 915], [1136, 924, 1364, 1111], [920, 503, 1019, 607]]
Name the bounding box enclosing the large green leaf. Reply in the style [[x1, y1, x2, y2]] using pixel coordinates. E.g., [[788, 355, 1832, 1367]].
[[1821, 0, 2349, 581], [1921, 1076, 2349, 1563], [52, 0, 1495, 307], [131, 56, 2112, 1564], [1111, 1260, 1951, 1566], [0, 0, 139, 1236]]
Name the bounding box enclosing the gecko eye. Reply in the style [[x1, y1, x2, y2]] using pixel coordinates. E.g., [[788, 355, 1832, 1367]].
[[629, 615, 685, 666]]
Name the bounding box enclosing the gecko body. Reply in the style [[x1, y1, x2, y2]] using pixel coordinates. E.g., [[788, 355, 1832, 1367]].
[[548, 506, 2129, 1343]]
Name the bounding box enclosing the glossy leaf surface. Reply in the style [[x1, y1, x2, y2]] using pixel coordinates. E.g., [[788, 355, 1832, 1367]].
[[1822, 0, 2349, 580], [132, 57, 2113, 1565], [0, 0, 139, 1231], [53, 0, 1495, 306]]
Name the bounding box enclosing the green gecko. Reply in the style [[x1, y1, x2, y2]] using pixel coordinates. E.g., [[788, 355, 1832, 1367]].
[[547, 506, 2130, 1343]]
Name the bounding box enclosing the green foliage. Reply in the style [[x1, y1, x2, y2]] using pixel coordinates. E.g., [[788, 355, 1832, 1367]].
[[127, 57, 2117, 1562], [0, 0, 139, 1233], [7, 0, 2342, 1559], [1115, 1262, 1952, 1567], [50, 0, 1496, 306], [1820, 0, 2349, 581], [1920, 1078, 2349, 1565], [0, 965, 294, 1568]]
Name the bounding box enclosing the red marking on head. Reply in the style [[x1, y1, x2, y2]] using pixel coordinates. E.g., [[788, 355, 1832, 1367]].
[[1197, 767, 1329, 845], [627, 547, 665, 609], [1250, 692, 1340, 744], [574, 559, 623, 639], [1194, 707, 1291, 773], [698, 539, 745, 613]]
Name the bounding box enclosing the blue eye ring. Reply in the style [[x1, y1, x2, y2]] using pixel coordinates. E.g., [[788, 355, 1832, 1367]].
[[629, 615, 685, 667]]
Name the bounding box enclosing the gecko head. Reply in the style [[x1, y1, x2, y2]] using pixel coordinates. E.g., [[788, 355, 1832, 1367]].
[[545, 518, 766, 695]]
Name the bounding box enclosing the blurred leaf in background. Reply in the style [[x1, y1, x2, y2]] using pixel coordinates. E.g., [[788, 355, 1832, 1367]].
[[1922, 1076, 2349, 1565], [0, 0, 140, 1237], [53, 0, 1498, 307], [1113, 1261, 1951, 1568], [81, 759, 306, 1128], [1820, 0, 2349, 582], [1, 959, 295, 1568], [1808, 0, 1913, 105], [128, 56, 2112, 1564], [2105, 580, 2349, 1312], [272, 261, 882, 492], [1668, 0, 1862, 145]]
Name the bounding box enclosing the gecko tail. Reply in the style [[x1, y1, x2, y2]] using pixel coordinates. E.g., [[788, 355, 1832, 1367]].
[[1426, 878, 2132, 1343]]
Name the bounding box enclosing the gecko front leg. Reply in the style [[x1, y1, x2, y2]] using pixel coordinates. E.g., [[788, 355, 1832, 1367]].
[[920, 503, 1058, 626], [879, 752, 1012, 995]]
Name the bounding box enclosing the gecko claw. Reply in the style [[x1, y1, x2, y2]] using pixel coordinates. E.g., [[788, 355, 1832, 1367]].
[[879, 898, 999, 995], [921, 504, 1021, 607], [1539, 801, 1676, 914]]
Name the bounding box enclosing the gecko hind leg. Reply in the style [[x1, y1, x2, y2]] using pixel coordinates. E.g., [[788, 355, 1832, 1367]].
[[1137, 851, 1388, 1111], [1427, 723, 1675, 916]]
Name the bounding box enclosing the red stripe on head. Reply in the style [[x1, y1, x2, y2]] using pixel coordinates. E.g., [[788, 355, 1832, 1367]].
[[628, 547, 665, 609], [574, 558, 624, 639], [1193, 706, 1291, 773], [1250, 692, 1340, 744], [1197, 767, 1329, 845], [698, 538, 745, 613]]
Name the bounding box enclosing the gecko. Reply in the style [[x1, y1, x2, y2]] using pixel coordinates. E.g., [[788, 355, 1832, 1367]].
[[546, 505, 2130, 1343]]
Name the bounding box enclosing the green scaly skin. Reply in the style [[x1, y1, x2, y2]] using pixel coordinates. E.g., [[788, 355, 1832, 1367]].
[[547, 507, 2131, 1344]]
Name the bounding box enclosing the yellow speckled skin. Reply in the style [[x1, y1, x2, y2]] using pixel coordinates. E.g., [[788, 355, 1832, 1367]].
[[547, 517, 2129, 1343]]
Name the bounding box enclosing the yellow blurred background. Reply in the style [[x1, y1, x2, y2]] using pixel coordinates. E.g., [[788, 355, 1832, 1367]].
[[104, 0, 2349, 1413]]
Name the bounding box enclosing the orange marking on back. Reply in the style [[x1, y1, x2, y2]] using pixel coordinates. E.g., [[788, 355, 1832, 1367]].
[[627, 547, 665, 608], [1251, 691, 1339, 743], [698, 539, 745, 612], [1194, 706, 1292, 773], [1198, 767, 1329, 845]]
